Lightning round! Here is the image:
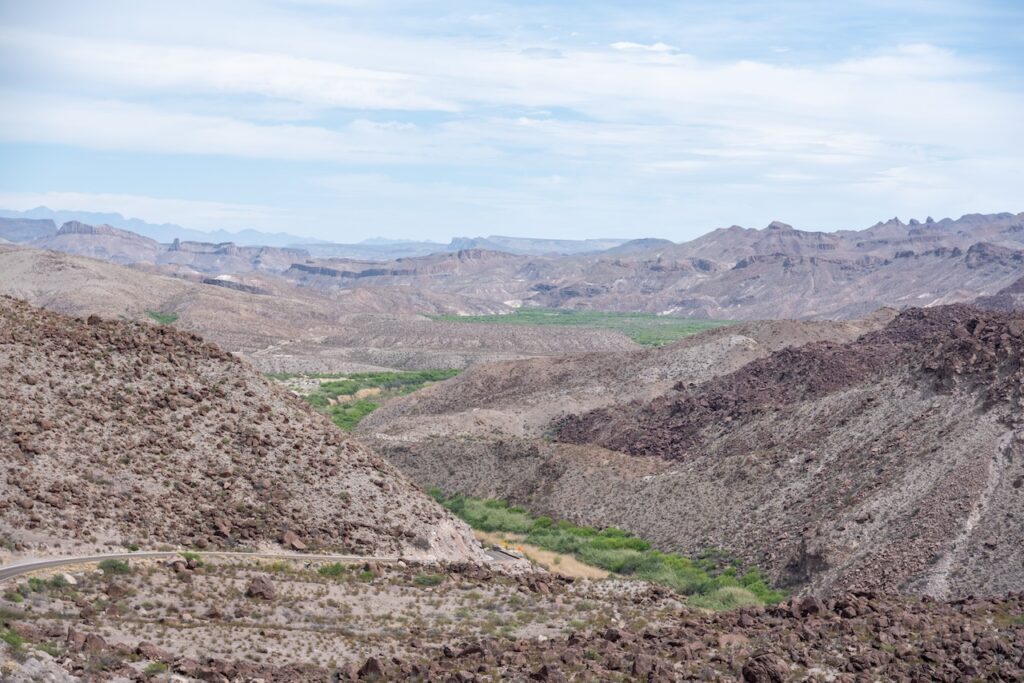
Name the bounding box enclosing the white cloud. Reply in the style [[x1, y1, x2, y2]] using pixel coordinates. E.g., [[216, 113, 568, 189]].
[[0, 31, 458, 112], [610, 41, 679, 53], [644, 160, 712, 174], [0, 93, 500, 164]]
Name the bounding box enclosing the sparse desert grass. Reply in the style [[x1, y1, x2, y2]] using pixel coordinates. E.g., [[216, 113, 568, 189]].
[[268, 369, 459, 430], [429, 309, 733, 346], [432, 492, 785, 608]]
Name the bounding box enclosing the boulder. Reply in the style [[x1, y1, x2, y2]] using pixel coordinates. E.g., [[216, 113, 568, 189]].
[[282, 530, 307, 550], [742, 652, 789, 682], [137, 641, 170, 661], [245, 576, 277, 600]]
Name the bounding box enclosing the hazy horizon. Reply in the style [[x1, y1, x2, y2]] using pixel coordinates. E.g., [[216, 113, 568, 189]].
[[1, 1, 1022, 242], [7, 203, 1022, 247]]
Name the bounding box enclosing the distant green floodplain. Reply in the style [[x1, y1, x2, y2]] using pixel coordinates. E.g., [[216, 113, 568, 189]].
[[430, 309, 733, 346], [269, 370, 459, 431]]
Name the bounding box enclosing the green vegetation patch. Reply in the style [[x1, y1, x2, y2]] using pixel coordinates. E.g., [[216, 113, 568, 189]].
[[318, 562, 347, 578], [98, 559, 132, 576], [270, 369, 459, 431], [414, 573, 445, 587], [429, 309, 733, 346], [1, 626, 25, 653], [178, 551, 204, 567], [145, 310, 179, 325], [144, 662, 169, 676], [431, 491, 785, 610]]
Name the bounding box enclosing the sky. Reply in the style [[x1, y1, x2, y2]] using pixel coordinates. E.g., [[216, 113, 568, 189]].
[[0, 0, 1022, 243]]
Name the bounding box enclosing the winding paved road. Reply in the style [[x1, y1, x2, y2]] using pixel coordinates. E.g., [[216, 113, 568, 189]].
[[0, 549, 517, 583]]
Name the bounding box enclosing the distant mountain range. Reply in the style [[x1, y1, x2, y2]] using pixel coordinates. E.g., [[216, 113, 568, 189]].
[[2, 210, 1021, 320], [287, 212, 1024, 319], [0, 206, 630, 257], [0, 206, 328, 247], [295, 235, 630, 259]]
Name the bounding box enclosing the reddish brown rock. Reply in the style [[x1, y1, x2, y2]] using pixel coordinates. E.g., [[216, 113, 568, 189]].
[[245, 575, 277, 600]]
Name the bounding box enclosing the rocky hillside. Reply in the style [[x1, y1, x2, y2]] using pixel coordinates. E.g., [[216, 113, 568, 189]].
[[363, 305, 1024, 599], [552, 305, 1024, 597], [0, 297, 485, 561], [976, 274, 1024, 312], [3, 557, 1021, 681]]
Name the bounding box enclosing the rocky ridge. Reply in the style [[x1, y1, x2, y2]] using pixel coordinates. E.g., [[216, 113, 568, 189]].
[[556, 305, 1024, 456]]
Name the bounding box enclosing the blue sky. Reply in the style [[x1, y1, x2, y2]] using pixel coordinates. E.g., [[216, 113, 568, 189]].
[[0, 0, 1021, 242]]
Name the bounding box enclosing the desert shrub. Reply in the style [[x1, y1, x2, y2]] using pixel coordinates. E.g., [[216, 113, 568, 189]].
[[178, 551, 204, 566], [1, 627, 24, 651], [48, 574, 70, 589], [98, 559, 131, 575], [143, 662, 169, 676], [414, 573, 444, 587], [318, 563, 346, 578], [450, 497, 535, 534], [589, 533, 650, 552], [578, 547, 645, 574], [734, 568, 786, 604], [689, 586, 762, 611], [3, 592, 23, 604]]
